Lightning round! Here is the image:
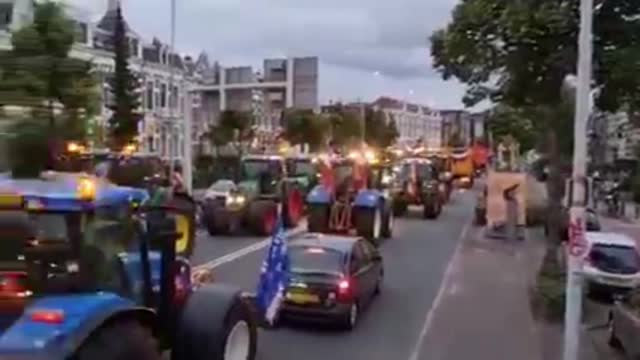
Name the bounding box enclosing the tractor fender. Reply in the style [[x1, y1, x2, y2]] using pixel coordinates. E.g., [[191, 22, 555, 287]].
[[172, 283, 258, 360], [354, 189, 383, 208], [0, 293, 154, 360], [306, 185, 331, 205]]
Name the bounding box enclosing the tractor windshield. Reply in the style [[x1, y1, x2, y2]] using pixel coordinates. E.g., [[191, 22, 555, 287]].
[[98, 156, 166, 187], [0, 205, 139, 297], [287, 159, 314, 177], [241, 159, 282, 180], [398, 163, 434, 181]]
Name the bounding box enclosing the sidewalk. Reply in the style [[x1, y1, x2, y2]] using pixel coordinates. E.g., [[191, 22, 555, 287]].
[[415, 227, 545, 360]]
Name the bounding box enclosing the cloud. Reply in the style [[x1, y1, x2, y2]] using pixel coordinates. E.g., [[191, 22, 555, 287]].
[[65, 0, 469, 108]]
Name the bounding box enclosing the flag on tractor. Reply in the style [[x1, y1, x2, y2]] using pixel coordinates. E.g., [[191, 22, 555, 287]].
[[255, 216, 290, 324]]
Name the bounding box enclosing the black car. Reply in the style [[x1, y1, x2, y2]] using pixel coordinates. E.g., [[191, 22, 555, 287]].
[[280, 234, 384, 330]]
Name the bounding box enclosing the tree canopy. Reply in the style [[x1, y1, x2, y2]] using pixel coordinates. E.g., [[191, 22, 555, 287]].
[[430, 0, 640, 112], [364, 108, 399, 148], [0, 1, 99, 175], [0, 1, 98, 132], [204, 110, 254, 155], [107, 5, 142, 149], [282, 109, 329, 151], [324, 104, 362, 147]]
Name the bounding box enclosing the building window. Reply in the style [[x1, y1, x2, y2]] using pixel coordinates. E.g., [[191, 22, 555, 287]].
[[0, 4, 12, 30], [160, 83, 167, 108], [130, 38, 139, 58], [146, 82, 153, 110], [169, 85, 178, 109]]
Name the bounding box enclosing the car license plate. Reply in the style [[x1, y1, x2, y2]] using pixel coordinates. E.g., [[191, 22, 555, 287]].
[[287, 291, 319, 304], [0, 194, 21, 208]]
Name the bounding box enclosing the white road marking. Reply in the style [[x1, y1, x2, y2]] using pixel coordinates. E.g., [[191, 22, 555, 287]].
[[407, 221, 470, 360], [194, 223, 306, 271]]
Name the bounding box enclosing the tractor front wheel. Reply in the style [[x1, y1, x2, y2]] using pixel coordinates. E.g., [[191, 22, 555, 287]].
[[74, 320, 160, 360]]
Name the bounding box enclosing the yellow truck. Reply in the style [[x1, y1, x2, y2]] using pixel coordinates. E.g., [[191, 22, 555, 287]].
[[450, 147, 474, 188]]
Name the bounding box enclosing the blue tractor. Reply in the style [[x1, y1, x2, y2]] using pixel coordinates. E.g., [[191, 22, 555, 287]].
[[306, 153, 393, 245], [0, 174, 257, 360]]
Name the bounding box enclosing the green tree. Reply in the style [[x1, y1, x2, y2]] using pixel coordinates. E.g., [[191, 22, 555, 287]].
[[0, 1, 98, 174], [205, 110, 254, 156], [430, 0, 640, 244], [326, 104, 362, 148], [107, 5, 141, 149], [487, 105, 537, 152], [283, 109, 329, 151], [364, 109, 398, 148]]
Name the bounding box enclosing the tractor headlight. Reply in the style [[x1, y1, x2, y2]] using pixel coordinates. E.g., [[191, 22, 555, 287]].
[[381, 174, 392, 185], [226, 195, 246, 206]]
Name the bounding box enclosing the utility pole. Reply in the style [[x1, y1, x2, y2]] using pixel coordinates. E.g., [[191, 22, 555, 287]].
[[563, 0, 593, 359], [167, 0, 176, 176], [183, 90, 193, 193]]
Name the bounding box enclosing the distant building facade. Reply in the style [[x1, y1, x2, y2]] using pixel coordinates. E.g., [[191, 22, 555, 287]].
[[1, 0, 319, 158]]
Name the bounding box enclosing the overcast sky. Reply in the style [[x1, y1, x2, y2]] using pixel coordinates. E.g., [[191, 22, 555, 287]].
[[68, 0, 472, 110]]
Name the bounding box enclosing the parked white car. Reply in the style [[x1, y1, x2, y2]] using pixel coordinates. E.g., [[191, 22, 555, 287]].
[[583, 232, 640, 296]]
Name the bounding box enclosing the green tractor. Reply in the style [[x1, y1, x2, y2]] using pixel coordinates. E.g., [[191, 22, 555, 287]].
[[202, 154, 305, 236]]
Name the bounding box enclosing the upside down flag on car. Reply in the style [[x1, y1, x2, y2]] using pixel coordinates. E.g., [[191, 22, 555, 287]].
[[255, 215, 290, 324]]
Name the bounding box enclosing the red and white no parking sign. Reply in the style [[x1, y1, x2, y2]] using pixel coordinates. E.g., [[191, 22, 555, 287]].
[[568, 218, 588, 257]]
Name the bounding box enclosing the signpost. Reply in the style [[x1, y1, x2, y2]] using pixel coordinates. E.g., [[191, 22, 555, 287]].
[[563, 0, 593, 359]]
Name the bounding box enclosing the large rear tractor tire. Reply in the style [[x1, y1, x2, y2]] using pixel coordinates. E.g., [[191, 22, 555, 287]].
[[355, 206, 382, 245], [74, 320, 160, 360], [173, 285, 258, 360], [308, 205, 330, 233], [248, 200, 278, 236]]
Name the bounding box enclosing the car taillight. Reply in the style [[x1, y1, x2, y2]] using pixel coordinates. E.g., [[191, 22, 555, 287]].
[[337, 279, 354, 302], [0, 272, 27, 295], [30, 310, 64, 324]]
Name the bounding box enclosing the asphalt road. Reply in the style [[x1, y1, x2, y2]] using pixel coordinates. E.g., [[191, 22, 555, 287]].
[[191, 188, 476, 360]]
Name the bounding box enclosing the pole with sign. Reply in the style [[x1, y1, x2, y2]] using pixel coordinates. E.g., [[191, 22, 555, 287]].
[[563, 0, 593, 359]]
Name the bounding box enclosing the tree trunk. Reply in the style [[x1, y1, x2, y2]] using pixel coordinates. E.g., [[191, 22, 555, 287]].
[[545, 129, 566, 247]]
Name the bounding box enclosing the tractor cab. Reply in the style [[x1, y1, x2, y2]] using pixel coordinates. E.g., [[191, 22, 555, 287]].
[[390, 158, 443, 218], [240, 154, 286, 197], [285, 155, 317, 196], [0, 174, 257, 360]]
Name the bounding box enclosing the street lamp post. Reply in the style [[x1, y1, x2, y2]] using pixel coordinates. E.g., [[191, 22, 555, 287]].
[[564, 0, 594, 359], [167, 0, 177, 176]]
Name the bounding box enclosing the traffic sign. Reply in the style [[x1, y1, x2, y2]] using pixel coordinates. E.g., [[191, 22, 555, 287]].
[[568, 218, 588, 257]]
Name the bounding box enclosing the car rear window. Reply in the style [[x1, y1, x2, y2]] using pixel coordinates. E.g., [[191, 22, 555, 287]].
[[289, 246, 345, 275], [589, 244, 640, 274]]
